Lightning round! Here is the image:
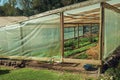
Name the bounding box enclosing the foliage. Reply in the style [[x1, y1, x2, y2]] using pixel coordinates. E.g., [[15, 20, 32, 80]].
[[99, 61, 120, 80], [64, 36, 98, 58], [75, 53, 88, 59], [0, 0, 87, 16], [64, 43, 96, 57], [64, 39, 74, 47]]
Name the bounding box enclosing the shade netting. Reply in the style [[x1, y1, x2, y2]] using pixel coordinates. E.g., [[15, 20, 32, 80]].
[[0, 14, 61, 60], [104, 8, 120, 59]]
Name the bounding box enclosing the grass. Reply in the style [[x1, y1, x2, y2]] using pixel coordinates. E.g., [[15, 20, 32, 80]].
[[0, 67, 95, 80]]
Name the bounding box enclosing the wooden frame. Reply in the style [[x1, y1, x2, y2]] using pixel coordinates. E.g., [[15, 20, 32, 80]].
[[98, 2, 105, 74], [64, 58, 101, 65], [102, 2, 120, 13], [1, 1, 120, 76], [98, 2, 120, 74]]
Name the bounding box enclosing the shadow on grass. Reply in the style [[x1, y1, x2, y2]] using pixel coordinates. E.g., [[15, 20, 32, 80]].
[[0, 70, 10, 75]]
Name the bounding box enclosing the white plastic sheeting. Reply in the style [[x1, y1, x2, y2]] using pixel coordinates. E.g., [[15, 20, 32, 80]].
[[104, 8, 120, 59], [0, 14, 61, 60]]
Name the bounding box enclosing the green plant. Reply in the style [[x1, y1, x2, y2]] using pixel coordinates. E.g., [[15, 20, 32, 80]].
[[64, 40, 74, 47], [64, 43, 97, 57], [99, 60, 120, 80], [106, 68, 120, 80], [75, 53, 88, 59]]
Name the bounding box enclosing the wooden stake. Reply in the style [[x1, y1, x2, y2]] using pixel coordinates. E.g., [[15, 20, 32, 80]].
[[90, 24, 93, 43], [78, 24, 79, 48], [20, 27, 24, 54], [74, 27, 76, 39]]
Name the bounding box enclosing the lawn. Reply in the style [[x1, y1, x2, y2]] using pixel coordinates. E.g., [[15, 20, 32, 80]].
[[0, 67, 95, 80]]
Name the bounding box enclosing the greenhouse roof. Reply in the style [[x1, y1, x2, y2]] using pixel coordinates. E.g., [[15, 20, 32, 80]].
[[0, 16, 28, 27], [0, 0, 120, 27]]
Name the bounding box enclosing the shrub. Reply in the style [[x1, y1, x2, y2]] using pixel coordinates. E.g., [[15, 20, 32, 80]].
[[99, 61, 120, 80]]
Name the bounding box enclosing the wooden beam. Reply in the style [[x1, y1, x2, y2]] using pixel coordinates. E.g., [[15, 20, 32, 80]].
[[65, 13, 100, 18], [64, 23, 99, 28], [64, 16, 99, 20], [0, 56, 102, 65], [64, 23, 99, 24], [65, 18, 100, 23], [64, 58, 102, 65], [102, 2, 120, 13], [60, 12, 64, 62], [66, 8, 100, 16], [65, 20, 100, 24], [0, 56, 60, 62], [64, 13, 100, 21], [64, 24, 77, 28]]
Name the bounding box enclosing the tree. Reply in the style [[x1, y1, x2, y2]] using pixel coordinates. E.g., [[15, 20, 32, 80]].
[[0, 0, 87, 16]]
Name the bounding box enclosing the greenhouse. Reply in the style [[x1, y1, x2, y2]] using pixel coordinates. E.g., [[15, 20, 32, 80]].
[[0, 0, 120, 69]]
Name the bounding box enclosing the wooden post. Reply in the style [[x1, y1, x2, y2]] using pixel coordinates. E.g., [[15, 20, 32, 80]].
[[74, 27, 76, 39], [83, 25, 85, 37], [60, 12, 64, 62], [98, 2, 104, 75], [78, 24, 79, 48], [20, 26, 24, 54], [90, 24, 93, 43]]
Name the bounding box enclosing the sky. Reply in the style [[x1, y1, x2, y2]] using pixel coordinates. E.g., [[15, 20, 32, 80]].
[[0, 0, 8, 6], [0, 0, 22, 9]]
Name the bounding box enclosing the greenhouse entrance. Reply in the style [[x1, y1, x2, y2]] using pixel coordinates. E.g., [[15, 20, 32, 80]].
[[64, 21, 99, 60], [62, 2, 101, 64], [63, 24, 100, 73], [61, 2, 120, 66]]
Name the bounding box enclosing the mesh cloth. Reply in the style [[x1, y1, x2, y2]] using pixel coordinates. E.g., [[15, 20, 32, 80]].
[[0, 14, 61, 61]]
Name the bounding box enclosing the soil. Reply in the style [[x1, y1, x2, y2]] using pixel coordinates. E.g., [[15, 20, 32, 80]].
[[0, 60, 98, 78], [26, 60, 98, 77]]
